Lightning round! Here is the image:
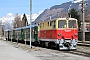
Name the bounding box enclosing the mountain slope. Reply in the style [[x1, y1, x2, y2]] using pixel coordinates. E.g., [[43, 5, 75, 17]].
[[35, 0, 90, 22]]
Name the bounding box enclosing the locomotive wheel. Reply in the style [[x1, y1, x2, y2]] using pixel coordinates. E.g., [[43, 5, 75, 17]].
[[40, 41, 45, 47], [56, 44, 59, 50], [48, 42, 51, 48]]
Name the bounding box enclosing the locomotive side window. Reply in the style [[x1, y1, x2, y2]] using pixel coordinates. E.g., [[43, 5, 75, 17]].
[[50, 21, 52, 26], [53, 21, 56, 28], [68, 20, 77, 28], [49, 21, 56, 28], [40, 23, 44, 28], [48, 22, 49, 26], [58, 20, 66, 28]]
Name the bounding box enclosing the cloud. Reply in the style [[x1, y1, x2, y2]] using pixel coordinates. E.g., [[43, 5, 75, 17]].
[[74, 0, 82, 3]]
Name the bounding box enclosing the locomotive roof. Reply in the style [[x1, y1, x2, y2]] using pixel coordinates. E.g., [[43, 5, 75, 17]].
[[37, 18, 77, 23]]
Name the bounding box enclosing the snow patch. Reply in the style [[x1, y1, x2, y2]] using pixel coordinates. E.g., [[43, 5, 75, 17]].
[[0, 10, 43, 30], [74, 0, 87, 3]]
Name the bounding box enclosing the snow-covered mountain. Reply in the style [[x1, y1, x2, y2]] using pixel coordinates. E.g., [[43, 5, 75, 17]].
[[0, 13, 14, 30], [0, 11, 43, 30], [74, 0, 87, 3]]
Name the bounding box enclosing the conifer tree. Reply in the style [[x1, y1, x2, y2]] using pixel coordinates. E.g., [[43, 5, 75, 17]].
[[22, 13, 28, 26], [68, 8, 81, 31]]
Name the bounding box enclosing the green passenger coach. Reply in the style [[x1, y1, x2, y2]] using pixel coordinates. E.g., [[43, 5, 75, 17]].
[[5, 25, 39, 45]]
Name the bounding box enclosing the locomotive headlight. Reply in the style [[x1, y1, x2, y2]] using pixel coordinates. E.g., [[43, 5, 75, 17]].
[[58, 33, 61, 36], [74, 33, 78, 36]]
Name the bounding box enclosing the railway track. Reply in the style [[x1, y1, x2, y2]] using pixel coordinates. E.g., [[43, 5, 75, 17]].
[[63, 50, 90, 57], [6, 40, 90, 58], [67, 42, 90, 57], [77, 41, 90, 47]]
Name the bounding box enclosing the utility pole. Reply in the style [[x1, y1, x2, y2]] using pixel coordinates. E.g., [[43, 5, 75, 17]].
[[82, 0, 85, 42], [68, 4, 72, 17], [11, 22, 13, 42], [30, 0, 32, 48], [68, 1, 74, 18]]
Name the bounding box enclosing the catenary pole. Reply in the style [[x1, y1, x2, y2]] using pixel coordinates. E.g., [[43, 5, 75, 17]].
[[82, 0, 85, 42], [30, 0, 32, 48]]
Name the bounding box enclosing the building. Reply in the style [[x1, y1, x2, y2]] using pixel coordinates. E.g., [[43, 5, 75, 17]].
[[80, 21, 90, 32], [79, 21, 90, 41]]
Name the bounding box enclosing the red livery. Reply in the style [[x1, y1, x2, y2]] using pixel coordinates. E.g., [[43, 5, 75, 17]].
[[38, 18, 78, 50]]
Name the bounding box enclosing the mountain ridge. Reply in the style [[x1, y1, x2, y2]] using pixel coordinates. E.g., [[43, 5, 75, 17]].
[[35, 0, 90, 22]]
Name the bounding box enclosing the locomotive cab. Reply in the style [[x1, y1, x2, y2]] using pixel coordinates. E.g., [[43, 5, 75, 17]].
[[57, 18, 78, 50]]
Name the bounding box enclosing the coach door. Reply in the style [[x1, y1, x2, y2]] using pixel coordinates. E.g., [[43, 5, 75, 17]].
[[34, 26, 38, 42], [21, 29, 24, 40]]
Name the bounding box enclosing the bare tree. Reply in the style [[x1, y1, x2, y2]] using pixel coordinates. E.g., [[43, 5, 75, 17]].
[[85, 14, 90, 21], [13, 13, 21, 28]]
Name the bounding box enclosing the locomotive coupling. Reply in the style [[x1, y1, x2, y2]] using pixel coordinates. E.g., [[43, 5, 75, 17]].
[[64, 42, 71, 47]]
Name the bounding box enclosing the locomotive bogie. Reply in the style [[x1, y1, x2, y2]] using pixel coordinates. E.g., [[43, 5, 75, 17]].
[[58, 39, 78, 50]]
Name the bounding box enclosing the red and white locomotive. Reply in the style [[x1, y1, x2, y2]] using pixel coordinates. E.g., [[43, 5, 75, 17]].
[[38, 18, 78, 50]]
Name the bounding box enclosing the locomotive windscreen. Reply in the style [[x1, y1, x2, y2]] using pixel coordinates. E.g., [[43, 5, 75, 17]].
[[58, 20, 66, 28], [68, 20, 77, 28]]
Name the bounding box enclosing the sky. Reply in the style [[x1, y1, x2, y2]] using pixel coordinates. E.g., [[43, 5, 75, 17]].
[[0, 0, 76, 17]]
